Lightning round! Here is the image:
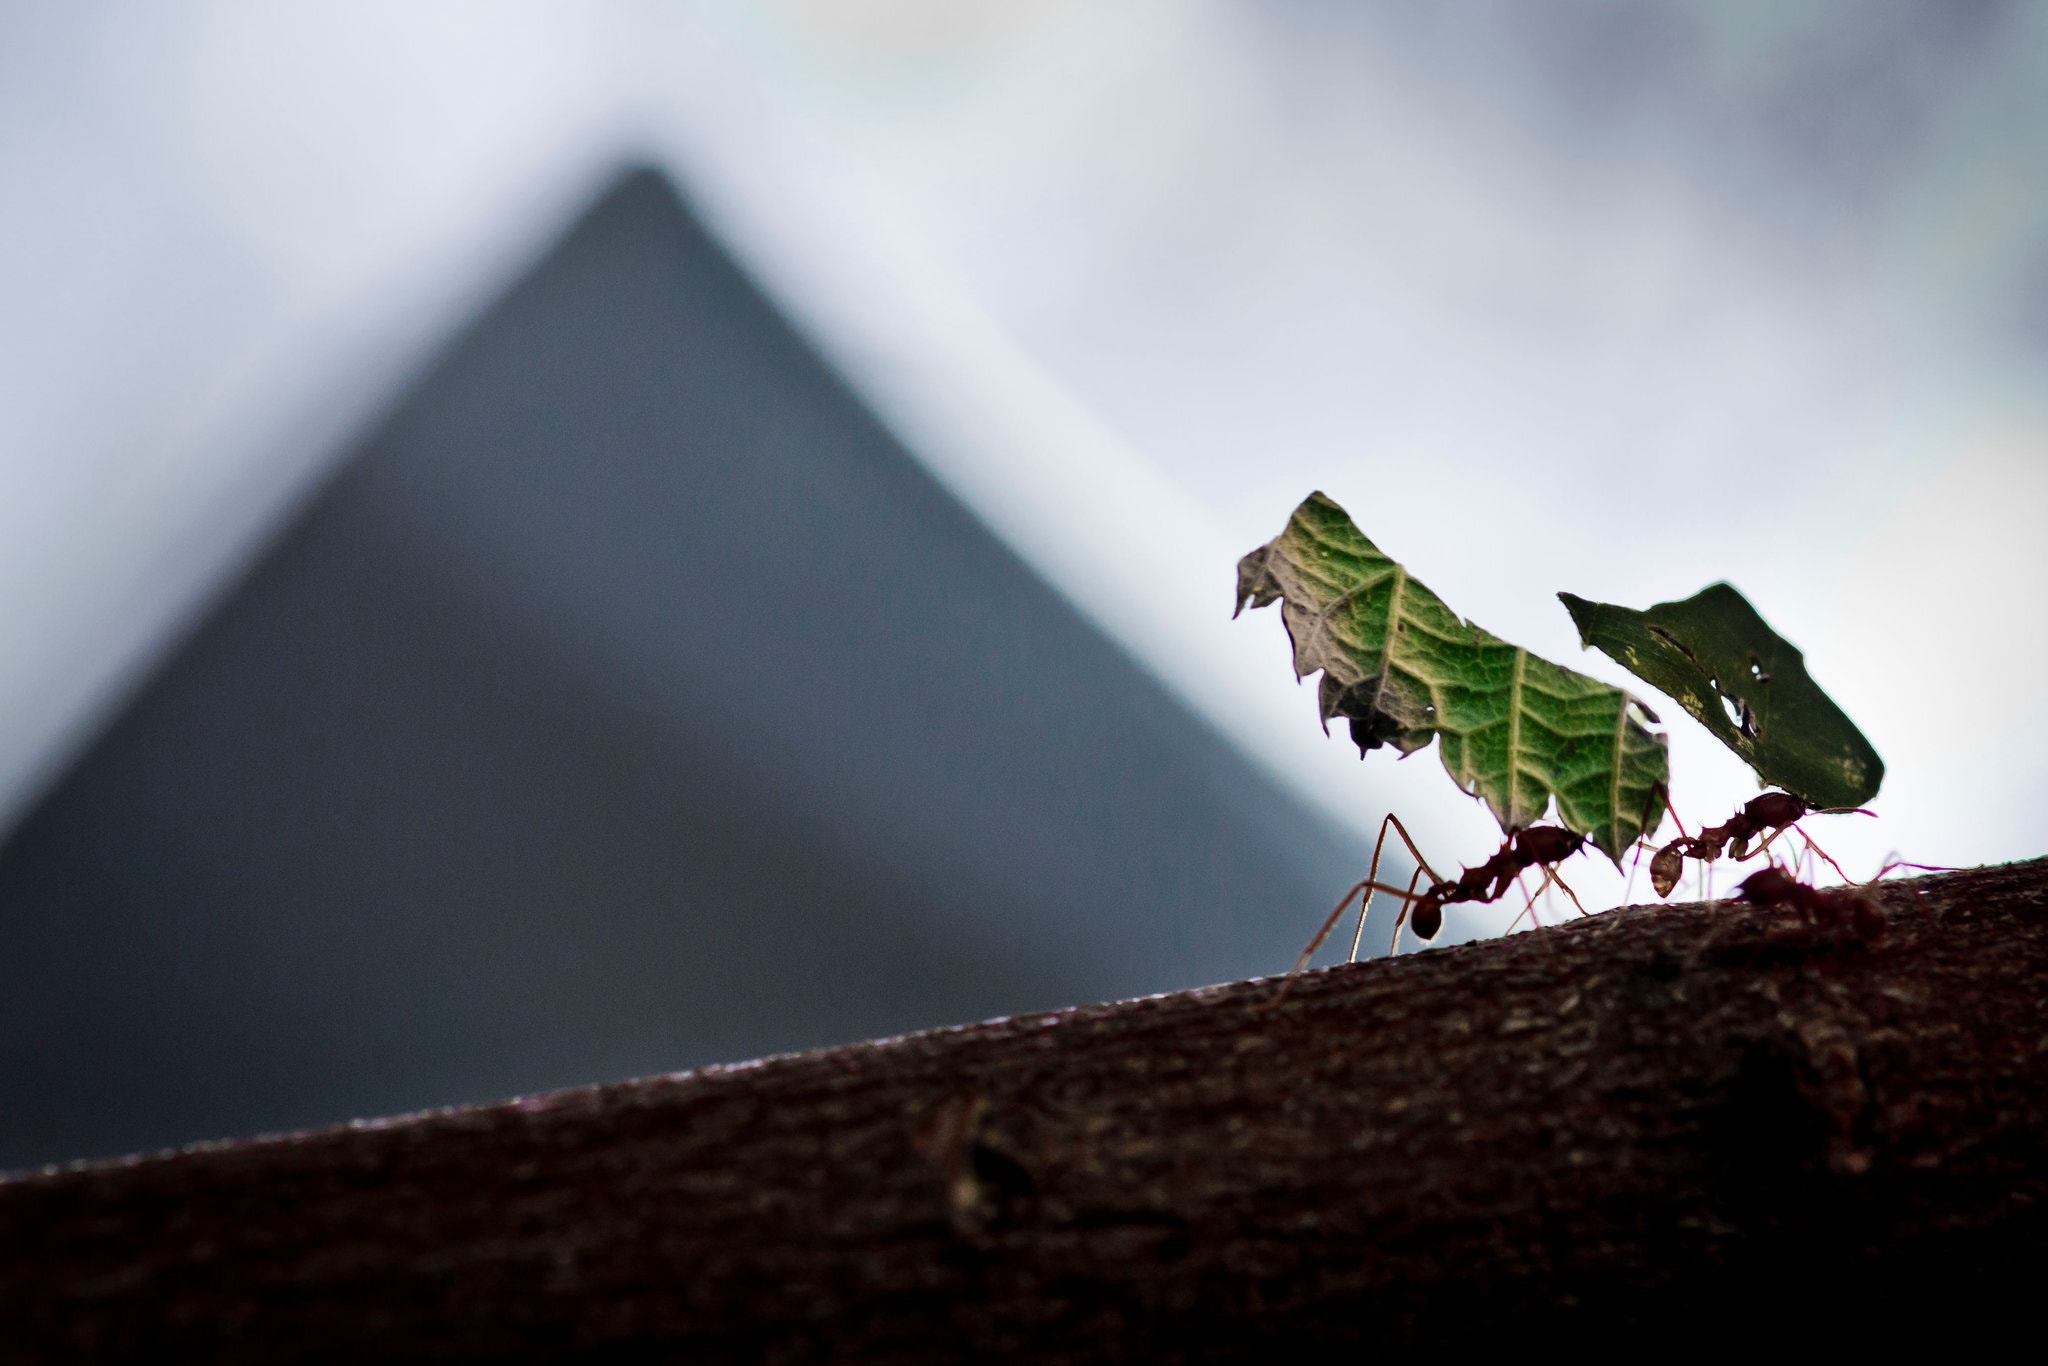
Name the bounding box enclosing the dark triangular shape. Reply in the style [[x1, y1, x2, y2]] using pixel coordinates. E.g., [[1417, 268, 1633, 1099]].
[[0, 169, 1368, 1169]]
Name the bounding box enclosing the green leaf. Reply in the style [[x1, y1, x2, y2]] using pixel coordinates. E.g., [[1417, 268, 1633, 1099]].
[[1557, 583, 1882, 810], [1236, 492, 1667, 863]]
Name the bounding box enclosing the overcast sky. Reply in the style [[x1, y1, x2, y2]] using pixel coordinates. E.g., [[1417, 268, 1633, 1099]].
[[3, 0, 2044, 936]]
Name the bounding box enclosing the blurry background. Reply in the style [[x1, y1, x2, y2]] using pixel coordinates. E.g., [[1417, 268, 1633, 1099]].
[[1, 0, 2043, 1170]]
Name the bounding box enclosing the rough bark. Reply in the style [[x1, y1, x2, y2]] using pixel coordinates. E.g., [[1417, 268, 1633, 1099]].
[[4, 859, 2047, 1361]]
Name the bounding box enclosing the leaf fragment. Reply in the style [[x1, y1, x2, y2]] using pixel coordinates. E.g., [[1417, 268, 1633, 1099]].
[[1557, 584, 1883, 810], [1237, 492, 1668, 863]]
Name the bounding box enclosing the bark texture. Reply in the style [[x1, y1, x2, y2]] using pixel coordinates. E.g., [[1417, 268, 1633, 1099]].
[[4, 859, 2047, 1361]]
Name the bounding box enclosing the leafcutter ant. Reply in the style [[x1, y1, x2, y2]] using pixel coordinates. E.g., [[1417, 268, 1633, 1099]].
[[1402, 825, 1588, 941], [1735, 863, 1885, 939], [1289, 816, 1589, 976], [1646, 791, 1864, 898]]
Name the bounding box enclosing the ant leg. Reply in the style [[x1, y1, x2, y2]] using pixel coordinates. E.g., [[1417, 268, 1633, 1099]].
[[1854, 857, 1951, 927], [1387, 867, 1426, 957], [1289, 877, 1420, 974], [1735, 831, 1773, 864], [1512, 866, 1568, 964], [1745, 822, 1804, 866], [1376, 812, 1445, 886], [1348, 813, 1399, 963], [1289, 880, 1367, 977], [1358, 811, 1442, 962], [1267, 871, 1410, 1008], [1344, 893, 1372, 964], [1621, 837, 1651, 907], [1504, 870, 1542, 935], [1791, 826, 1853, 883], [1868, 858, 1956, 882], [1294, 813, 1431, 973], [1547, 865, 1591, 918]]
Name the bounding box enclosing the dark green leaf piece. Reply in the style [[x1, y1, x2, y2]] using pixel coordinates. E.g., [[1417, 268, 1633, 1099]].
[[1237, 492, 1667, 863], [1557, 583, 1882, 810]]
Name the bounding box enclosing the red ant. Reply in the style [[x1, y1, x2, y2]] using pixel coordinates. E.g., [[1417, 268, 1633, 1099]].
[[1404, 825, 1587, 941], [1734, 863, 1885, 939], [1289, 817, 1589, 975], [1647, 791, 1857, 898]]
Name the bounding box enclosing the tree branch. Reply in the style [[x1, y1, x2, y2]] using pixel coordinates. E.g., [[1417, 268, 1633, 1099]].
[[6, 860, 2047, 1360]]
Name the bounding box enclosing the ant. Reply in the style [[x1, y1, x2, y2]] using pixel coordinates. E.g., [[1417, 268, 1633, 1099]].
[[1735, 863, 1886, 939], [1280, 796, 1935, 986], [1404, 825, 1588, 941], [1289, 816, 1589, 976], [1647, 791, 1857, 898]]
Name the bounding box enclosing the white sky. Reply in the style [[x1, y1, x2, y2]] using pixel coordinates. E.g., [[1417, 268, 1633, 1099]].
[[2, 1, 2044, 944]]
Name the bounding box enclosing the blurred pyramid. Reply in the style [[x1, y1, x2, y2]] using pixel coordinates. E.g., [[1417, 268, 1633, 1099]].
[[0, 169, 1367, 1170]]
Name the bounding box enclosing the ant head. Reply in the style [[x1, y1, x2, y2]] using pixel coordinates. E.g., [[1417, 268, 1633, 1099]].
[[1411, 901, 1444, 940], [1650, 843, 1685, 898]]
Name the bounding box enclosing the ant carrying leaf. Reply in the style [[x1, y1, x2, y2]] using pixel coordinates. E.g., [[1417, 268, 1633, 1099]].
[[1558, 584, 1881, 809], [1237, 493, 1668, 956], [1287, 816, 1590, 972], [1560, 584, 1885, 899]]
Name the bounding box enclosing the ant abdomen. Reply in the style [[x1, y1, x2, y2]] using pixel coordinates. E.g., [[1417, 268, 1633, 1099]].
[[1412, 903, 1444, 940]]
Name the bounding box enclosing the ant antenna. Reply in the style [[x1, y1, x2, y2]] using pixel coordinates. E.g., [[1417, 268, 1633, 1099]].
[[1387, 866, 1427, 958], [1662, 789, 1692, 841]]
